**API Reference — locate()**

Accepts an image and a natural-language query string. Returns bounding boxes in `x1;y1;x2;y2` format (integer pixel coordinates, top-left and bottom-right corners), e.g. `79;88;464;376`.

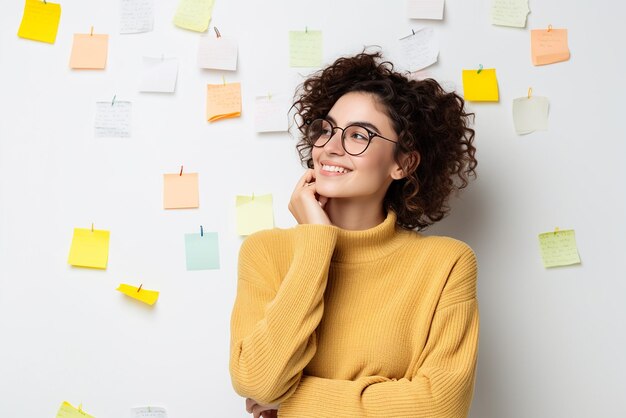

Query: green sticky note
289;30;322;67
185;232;219;270
68;227;110;269
236;194;274;236
538;229;581;268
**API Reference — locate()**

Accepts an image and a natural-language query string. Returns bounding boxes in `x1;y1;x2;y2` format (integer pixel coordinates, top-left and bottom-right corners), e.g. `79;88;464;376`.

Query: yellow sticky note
289;30;323;67
116;284;159;305
56;401;95;418
68;227;110;269
462;68;499;102
163;172;199;209
531;28;570;66
17;0;61;44
69;33;109;69
206;83;241;122
173;0;215;32
538;229;581;268
236;194;274;236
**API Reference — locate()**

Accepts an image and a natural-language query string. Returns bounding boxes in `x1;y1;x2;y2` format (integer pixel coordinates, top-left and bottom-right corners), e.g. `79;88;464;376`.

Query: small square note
69;32;109;69
163;171;199;209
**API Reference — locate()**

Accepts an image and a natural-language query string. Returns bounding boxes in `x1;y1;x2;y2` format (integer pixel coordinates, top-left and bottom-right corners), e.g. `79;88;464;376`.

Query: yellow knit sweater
229;211;479;418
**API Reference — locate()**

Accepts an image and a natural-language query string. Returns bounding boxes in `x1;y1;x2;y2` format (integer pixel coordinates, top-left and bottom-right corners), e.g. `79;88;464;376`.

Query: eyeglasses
305;118;397;156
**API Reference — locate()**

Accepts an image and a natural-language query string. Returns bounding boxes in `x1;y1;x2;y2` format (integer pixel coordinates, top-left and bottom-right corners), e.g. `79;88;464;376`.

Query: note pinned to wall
512;93;549;134
399;27;438;72
236;194;274;236
163;171;199;209
117;284;159;305
289;30;323;67
56;401;95;418
69;33;109;69
406;0;445;20
462;68;499;102
95;100;132;138
185;230;220;270
17;0;62;44
538;229;581;268
255;94;289;133
139;57;179;93
491;0;530;28
531;27;570;66
68;227;110;270
206;82;241;122
120;0;154;34
198;35;238;71
131;406;168;418
173;0;214;32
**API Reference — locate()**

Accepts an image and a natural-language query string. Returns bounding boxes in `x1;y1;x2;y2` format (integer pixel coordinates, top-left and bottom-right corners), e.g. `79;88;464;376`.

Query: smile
321;164;352;174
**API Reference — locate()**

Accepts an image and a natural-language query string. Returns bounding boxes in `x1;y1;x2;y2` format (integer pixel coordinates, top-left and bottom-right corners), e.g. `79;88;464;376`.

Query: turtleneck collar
332;211;413;264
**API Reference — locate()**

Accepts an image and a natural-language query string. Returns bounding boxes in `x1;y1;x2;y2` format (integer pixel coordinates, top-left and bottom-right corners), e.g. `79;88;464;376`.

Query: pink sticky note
163;173;199;209
69;33;109;69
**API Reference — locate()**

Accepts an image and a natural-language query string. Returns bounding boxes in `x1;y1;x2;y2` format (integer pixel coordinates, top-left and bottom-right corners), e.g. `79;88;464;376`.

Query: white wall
1;0;625;417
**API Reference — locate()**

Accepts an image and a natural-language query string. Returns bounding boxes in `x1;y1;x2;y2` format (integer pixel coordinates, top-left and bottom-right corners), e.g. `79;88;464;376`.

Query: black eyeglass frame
306;118;398;156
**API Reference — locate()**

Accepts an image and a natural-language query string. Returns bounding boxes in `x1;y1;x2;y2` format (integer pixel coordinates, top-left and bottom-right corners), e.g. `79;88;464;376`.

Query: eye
348;127;370;141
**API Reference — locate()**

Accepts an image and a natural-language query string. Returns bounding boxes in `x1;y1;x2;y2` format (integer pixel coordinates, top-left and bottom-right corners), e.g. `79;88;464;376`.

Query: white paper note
131;406;168;418
255;94;290;133
512;96;549;134
399;27;439;72
95;101;132;138
120;0;154;34
491;0;530;28
139;56;179;93
197;36;238;71
407;0;445;20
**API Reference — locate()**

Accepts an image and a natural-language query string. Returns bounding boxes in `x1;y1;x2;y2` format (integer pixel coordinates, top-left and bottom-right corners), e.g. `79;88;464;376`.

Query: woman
230;51;479;418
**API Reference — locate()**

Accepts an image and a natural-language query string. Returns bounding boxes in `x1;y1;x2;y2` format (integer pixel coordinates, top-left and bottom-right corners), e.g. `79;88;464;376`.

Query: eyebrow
325;115;383;135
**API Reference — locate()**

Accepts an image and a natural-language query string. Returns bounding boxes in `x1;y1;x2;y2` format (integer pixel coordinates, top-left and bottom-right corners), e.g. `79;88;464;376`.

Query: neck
325;198;386;230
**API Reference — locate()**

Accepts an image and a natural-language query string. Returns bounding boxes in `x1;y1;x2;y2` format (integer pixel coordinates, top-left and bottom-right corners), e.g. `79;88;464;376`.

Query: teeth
322;164;351;173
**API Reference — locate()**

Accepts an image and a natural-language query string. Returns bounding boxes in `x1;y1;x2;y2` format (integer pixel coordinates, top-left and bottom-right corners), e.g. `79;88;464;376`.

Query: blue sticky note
185;232;220;270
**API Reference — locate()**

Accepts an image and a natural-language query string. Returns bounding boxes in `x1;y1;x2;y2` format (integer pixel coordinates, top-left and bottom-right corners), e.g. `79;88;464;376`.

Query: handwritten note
69;34;109;69
185;231;220;270
236;194;274;236
68;227;110;270
163;172;199;209
173;0;214;32
289;30;323;67
531;28;570;66
399;27;438;72
198;36;238;71
131;406;168;418
139;57;178;93
462;68;499;102
206;83;242;122
491;0;530;28
117;284;159;305
538;229;581;268
512;95;549;134
255;94;290;133
17;0;61;44
120;0;154;34
406;0;444;20
95;101;131;138
56;401;95;418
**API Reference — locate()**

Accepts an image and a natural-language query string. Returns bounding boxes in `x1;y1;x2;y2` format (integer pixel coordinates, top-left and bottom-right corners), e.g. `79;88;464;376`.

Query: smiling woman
229;50;479;418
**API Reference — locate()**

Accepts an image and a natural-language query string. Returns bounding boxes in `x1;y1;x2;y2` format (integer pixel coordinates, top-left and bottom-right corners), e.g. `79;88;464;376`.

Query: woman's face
311;91;403;202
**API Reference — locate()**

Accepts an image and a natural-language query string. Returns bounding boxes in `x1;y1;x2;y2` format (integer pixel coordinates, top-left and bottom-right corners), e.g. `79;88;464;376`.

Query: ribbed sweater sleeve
229;225;338;405
278;248;479;418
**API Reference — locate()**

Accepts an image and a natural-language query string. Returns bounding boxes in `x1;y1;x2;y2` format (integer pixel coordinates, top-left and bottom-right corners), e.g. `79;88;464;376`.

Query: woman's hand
246;398;279;418
288;169;331;225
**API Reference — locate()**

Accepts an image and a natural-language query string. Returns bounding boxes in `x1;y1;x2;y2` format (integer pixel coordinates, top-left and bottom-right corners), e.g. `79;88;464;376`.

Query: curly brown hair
291;50;477;230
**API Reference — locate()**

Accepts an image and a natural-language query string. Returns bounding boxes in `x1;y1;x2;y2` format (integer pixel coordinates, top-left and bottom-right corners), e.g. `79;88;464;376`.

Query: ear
390;151;420;180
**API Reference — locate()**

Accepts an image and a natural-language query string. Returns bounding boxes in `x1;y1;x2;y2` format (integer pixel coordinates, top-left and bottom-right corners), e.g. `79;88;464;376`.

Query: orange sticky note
68;227;110;269
163;172;199;209
17;0;61;44
462;68;499;102
206;82;241;122
531;28;570;66
69;33;109;69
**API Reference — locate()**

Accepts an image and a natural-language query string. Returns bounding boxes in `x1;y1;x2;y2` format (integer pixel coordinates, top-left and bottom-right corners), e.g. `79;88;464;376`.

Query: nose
323;128;345;155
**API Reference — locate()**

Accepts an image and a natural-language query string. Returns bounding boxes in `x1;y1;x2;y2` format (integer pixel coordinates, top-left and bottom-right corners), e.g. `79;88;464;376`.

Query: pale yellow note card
236;194;274;236
68;227;110;269
173;0;215;32
538;229;581;268
69;33;109;69
491;0;529;28
163;172;199;209
289;30;323;67
206;83;241;122
531;28;570;66
117;284;159;305
462;68;499;102
56;401;95;418
18;0;62;44
512;95;549;134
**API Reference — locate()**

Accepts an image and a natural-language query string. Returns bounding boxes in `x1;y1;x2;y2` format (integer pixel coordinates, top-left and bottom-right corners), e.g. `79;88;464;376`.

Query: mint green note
185;231;220;270
289;30;322;67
